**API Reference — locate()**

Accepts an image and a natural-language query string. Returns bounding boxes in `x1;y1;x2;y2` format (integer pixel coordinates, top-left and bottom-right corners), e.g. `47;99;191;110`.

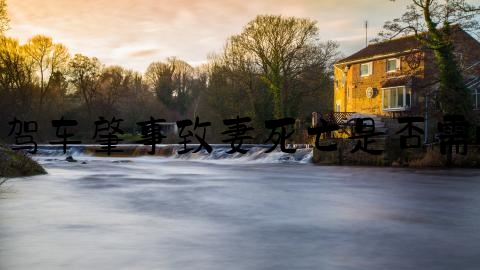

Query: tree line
0;2;338;143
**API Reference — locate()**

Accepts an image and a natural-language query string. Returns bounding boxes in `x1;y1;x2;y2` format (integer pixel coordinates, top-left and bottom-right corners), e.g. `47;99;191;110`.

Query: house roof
337;35;423;64
337;25;480;65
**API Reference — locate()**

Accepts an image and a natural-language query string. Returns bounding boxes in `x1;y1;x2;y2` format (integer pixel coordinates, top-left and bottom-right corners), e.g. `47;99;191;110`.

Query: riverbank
0;144;46;178
312;138;480;168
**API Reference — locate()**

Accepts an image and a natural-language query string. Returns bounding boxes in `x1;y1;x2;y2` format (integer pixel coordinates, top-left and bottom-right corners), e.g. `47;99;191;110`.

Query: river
1;145;480;270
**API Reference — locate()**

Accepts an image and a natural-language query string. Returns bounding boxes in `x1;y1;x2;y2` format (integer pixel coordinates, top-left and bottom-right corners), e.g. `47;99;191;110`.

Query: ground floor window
382;86;411;111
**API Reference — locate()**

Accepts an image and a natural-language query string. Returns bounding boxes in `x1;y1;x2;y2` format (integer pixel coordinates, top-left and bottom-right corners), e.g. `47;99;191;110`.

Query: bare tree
0;36;35;120
145;57;198;117
225;15;339;119
228;15;319;118
379;0;480;114
25;35;70;112
68;54;102;116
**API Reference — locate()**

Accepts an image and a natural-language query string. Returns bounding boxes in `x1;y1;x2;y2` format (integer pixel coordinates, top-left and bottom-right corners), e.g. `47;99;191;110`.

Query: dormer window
386;58;400;73
360;62;372;77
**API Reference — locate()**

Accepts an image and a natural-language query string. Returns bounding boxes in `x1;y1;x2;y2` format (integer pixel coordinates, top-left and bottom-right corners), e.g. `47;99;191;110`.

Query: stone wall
312;136;480;167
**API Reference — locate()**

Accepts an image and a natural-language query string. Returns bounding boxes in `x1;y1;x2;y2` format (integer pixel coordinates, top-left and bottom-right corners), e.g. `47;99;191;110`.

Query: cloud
128;49;161;58
6;0;414;71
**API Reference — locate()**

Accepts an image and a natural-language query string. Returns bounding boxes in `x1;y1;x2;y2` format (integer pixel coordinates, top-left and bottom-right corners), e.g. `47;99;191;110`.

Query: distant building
333;26;480;117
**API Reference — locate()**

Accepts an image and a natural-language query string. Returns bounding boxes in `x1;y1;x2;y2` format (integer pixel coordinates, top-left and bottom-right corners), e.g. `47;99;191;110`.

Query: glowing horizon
7;0;411;72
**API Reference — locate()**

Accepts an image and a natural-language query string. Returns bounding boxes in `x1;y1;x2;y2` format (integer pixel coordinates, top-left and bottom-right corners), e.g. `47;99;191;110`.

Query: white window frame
386;58;400;73
360;62;372;77
335;101;341;112
382;86;411;111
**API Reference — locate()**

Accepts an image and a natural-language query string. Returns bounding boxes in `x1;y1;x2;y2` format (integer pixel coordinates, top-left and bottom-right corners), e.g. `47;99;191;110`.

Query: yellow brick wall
334;52;426;117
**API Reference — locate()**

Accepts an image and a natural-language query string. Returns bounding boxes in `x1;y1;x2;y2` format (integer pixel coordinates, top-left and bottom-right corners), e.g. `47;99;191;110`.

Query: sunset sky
6;0;415;72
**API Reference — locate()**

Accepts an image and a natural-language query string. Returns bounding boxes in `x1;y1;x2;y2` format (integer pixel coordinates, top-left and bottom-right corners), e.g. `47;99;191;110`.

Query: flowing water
1;145;480;270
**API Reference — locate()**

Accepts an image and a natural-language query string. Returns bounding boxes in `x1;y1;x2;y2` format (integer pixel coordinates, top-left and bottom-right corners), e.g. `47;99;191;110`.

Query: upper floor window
360;62;372;77
454;52;464;69
386;58;400;73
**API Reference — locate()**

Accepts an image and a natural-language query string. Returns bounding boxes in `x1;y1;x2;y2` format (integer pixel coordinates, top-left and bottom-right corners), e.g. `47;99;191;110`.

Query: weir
31;144;313;164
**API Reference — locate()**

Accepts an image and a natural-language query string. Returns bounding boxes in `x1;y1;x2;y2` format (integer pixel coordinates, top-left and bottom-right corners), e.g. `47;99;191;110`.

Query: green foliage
433;31;472;114
116;133;143;143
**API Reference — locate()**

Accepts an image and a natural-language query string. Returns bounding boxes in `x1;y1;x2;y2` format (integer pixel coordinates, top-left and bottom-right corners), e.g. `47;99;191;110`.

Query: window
473;87;480;110
360;62;372;77
382;86;411;111
454;52;464;69
386;58;400;73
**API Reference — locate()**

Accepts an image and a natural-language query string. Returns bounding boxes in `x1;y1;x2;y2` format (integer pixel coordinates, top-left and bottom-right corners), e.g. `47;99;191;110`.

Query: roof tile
337;36;423;64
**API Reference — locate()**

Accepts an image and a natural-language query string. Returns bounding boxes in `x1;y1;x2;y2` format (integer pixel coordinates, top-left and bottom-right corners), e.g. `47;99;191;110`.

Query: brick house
333;26;480;118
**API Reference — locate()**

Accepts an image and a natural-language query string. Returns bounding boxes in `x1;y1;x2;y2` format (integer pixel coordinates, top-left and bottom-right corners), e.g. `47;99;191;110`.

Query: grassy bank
0;144;46;179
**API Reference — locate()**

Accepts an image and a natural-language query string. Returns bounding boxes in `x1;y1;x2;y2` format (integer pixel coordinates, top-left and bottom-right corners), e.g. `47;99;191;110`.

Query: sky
7;0;413;72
